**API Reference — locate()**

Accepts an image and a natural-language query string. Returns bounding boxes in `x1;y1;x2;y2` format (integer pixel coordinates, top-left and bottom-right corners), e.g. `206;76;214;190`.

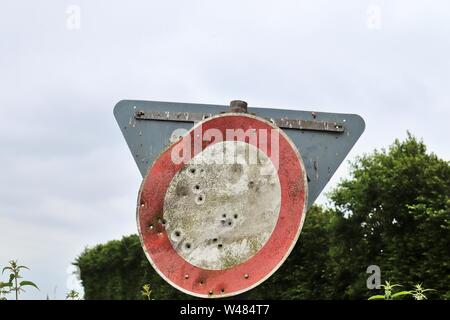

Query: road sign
137;112;308;298
114;99;365;298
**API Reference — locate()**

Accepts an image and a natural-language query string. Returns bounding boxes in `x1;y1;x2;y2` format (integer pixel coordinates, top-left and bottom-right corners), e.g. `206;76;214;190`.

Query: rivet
184;274;189;279
244;274;249;279
208;290;213;295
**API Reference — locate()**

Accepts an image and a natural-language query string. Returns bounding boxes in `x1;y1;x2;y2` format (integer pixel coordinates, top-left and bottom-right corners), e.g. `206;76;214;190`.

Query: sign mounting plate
114;100;365;207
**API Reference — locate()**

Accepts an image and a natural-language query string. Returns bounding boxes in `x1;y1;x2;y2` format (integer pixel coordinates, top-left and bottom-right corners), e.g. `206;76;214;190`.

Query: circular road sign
137;113;308;298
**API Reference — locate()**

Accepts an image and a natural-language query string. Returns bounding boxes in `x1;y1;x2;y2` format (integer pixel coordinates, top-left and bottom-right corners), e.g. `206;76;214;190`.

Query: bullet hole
190;168;196;174
221;288;225;293
233;214;238;219
185;243;191;250
195;193;206;205
212;238;218;242
218;244;223;249
192;184;202;194
175;231;181;237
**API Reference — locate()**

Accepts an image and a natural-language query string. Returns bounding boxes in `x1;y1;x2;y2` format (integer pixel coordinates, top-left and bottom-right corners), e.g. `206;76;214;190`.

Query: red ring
137;114;307;298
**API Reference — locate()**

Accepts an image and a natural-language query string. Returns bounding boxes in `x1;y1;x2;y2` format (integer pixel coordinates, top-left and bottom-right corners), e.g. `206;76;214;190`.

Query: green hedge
75;206;335;300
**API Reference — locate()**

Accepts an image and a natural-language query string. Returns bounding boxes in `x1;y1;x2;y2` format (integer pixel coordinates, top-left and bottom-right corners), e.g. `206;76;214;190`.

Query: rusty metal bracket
134;110;344;133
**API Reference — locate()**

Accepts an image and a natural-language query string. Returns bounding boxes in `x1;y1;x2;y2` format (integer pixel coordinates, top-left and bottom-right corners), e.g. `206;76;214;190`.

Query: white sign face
164;141;281;270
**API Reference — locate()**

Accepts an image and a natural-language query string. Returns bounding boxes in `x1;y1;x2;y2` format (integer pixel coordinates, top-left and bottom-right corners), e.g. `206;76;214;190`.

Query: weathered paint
137;113;308;298
164;141;281;270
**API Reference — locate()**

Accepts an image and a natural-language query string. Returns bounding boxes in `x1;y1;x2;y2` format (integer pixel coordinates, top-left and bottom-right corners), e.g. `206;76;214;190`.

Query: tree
329;133;449;299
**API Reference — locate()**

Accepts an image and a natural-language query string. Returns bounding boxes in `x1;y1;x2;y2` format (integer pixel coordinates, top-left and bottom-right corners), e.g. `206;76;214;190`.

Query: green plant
2;260;39;300
0;280;11;300
368;281;436;300
141;283;152;300
411;283;434;300
66;290;81;300
368;281;412;300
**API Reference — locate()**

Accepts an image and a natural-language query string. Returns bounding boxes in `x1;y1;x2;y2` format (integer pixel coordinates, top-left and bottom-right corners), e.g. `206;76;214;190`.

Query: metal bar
134;110;344;133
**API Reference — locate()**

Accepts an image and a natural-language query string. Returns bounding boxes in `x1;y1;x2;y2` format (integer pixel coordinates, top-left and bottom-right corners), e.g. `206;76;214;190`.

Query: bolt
229;100;248;113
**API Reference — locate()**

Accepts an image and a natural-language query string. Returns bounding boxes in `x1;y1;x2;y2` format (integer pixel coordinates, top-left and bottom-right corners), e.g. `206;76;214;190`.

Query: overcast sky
0;0;449;299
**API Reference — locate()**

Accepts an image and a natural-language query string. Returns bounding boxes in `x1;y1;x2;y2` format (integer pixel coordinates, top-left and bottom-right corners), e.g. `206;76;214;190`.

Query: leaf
19;281;39;290
368;295;385;300
2;267;13;274
9;274;15;283
392;291;412;299
0;282;11;289
17;266;30;271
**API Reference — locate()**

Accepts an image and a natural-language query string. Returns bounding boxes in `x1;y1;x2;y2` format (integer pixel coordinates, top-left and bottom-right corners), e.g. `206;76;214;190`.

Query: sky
0;0;449;299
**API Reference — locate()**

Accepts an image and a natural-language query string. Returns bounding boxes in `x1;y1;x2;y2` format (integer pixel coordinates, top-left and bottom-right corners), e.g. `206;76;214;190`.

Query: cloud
0;0;449;299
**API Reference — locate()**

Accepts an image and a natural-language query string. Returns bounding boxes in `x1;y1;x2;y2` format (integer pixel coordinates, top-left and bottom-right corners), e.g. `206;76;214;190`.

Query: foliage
368;281;435;300
1;260;39;300
75;134;449;299
66;290;81;300
368;281;411;300
411;283;435;300
329;132;449;299
141;284;152;300
0;280;10;300
75;235;187;300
